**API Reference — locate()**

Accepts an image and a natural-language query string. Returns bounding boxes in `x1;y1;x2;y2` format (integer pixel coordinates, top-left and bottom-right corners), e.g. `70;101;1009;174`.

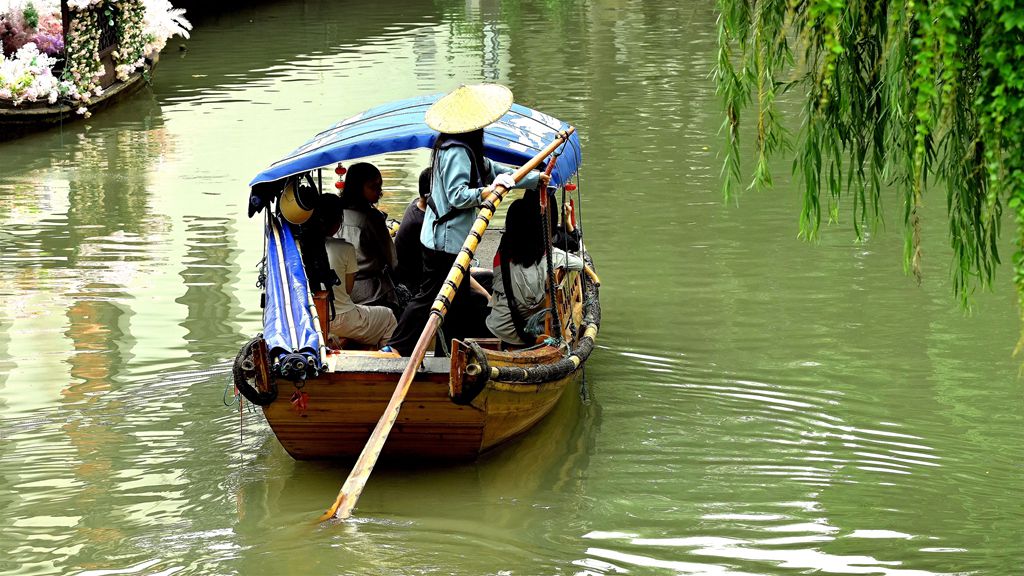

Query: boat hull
0;63;154;142
249;255;596;462
260;352;578;461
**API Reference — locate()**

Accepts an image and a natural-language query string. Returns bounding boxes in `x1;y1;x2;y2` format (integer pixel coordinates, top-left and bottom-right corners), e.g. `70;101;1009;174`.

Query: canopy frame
248;94;583;195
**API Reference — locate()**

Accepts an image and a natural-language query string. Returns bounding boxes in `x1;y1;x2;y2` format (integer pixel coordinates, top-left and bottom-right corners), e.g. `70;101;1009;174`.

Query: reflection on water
0;0;1021;574
176;216;244;365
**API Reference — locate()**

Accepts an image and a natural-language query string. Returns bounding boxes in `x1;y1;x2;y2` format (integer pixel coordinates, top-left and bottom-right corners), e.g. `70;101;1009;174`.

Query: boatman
385;83;550;356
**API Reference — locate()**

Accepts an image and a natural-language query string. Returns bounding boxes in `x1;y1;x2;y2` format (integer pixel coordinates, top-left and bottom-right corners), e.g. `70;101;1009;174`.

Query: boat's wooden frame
259;266;591;462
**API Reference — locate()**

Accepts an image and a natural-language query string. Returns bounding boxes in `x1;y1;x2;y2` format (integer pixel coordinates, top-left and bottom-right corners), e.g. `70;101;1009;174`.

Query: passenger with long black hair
337;162;399;313
394;167;431;293
387;84;548;355
523;187;581;252
487;199;584;346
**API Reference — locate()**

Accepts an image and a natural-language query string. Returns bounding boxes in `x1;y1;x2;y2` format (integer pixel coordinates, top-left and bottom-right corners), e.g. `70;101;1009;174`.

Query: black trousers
388;247;489;356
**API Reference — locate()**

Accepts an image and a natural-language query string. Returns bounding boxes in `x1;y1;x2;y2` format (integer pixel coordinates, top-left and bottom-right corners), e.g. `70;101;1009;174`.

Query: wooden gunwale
260;346;580;461
258;240;590;462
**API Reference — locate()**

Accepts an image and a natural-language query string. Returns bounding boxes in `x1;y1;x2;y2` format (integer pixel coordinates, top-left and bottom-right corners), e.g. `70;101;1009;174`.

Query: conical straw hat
425;83;513;134
280;179;318;225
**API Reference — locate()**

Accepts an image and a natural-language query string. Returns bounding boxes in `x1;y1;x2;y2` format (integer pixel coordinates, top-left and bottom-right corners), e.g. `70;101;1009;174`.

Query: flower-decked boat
234;93;601;466
0;0;190;139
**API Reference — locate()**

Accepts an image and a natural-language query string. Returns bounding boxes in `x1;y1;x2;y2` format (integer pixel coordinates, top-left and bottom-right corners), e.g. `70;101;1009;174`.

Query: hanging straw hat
280;179;318;225
425;83;513;134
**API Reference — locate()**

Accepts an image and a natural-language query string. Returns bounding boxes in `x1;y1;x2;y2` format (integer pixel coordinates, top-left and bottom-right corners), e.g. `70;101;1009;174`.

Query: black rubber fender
232;337;278;406
451;341;489;406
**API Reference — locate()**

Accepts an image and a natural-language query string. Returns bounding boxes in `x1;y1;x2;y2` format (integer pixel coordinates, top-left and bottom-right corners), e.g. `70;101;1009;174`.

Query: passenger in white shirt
317;193;397;348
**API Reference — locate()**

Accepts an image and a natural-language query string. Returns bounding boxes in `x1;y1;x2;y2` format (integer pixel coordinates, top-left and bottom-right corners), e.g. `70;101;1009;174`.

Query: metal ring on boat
452;341;490;405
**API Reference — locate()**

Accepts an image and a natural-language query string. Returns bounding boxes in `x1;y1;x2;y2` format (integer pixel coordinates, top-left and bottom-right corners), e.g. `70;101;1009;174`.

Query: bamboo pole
318;127;576;523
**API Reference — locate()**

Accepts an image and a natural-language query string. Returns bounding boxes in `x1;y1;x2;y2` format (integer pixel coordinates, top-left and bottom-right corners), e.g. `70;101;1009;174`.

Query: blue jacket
421;144;540;254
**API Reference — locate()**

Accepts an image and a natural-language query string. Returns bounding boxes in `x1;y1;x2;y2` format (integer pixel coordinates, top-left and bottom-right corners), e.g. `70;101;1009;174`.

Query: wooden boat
0;61;155;141
234;93;599;462
0;0;158;142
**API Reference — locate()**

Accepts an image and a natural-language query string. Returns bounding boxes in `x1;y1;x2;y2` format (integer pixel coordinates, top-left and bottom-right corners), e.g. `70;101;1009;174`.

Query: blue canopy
263;214;321;377
249;93;582;189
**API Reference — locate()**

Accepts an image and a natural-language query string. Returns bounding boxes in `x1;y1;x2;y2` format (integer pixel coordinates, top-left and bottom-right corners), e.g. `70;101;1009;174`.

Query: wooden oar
318;127;576;523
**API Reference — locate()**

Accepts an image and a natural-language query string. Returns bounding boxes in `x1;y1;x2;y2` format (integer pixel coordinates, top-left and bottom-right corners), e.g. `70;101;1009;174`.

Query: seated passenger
337;162;400;312
318;194;397;348
487;199;584;346
394;167;431;294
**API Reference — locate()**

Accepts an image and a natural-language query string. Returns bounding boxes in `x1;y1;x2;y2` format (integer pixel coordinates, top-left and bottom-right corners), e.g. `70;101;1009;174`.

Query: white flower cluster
65;0;104;10
0;0;191;109
1;0;59;17
0;43;71;105
63;8;103;112
142;0;191;56
114;56;144;81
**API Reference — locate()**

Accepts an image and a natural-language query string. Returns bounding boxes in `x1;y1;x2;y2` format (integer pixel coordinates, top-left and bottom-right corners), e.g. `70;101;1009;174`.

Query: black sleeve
553;227;581;252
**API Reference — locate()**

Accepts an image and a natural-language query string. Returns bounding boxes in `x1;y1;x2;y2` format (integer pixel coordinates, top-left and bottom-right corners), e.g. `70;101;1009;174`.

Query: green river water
1;1;1021;574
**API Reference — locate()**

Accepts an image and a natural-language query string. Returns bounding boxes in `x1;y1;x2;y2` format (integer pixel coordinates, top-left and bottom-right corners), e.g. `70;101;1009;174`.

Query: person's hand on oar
492;173;516;192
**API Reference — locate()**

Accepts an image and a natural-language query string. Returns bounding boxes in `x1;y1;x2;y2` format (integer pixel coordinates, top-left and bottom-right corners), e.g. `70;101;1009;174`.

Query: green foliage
716;0;1024;326
22;2;38;29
